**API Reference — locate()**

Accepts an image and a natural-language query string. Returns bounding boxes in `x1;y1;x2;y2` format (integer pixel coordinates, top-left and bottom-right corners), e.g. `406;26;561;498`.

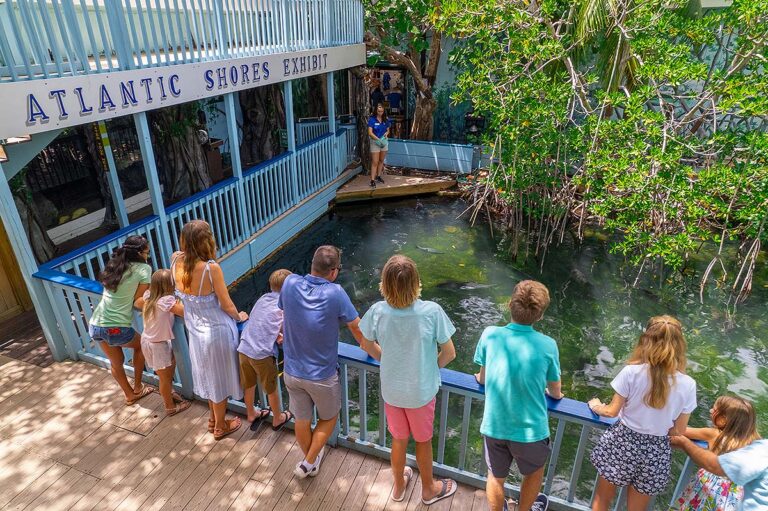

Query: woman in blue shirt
367;103;391;188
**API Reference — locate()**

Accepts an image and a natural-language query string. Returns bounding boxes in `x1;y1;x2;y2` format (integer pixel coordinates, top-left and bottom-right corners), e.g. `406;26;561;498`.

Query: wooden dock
0;357;486;510
335;174;456;203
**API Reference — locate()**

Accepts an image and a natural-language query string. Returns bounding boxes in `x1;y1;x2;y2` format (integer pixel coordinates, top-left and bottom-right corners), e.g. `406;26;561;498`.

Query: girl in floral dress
672;396;760;511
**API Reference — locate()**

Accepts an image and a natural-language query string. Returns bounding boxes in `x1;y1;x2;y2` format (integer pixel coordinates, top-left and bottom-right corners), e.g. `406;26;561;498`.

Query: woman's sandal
392;466;414;502
171;391;185;403
421;478;457;505
125;385;154;406
250;408;272;431
165;399;192;417
208;419;215;433
271;410;294;432
213;417;242;440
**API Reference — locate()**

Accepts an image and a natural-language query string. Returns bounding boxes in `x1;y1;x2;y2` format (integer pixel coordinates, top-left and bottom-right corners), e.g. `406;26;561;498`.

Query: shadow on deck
0;311;52;368
0;358;485;510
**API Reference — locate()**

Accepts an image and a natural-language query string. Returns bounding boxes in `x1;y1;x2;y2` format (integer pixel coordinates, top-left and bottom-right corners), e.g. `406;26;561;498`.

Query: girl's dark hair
99;235;149;292
373;102;388;123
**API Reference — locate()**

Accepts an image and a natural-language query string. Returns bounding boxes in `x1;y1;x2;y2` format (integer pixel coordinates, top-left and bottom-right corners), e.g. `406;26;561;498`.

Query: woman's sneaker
529;493;549;511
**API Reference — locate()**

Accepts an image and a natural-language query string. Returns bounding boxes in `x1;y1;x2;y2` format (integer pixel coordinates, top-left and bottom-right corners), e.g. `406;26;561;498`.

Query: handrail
165;176;239;214
243;151;292;177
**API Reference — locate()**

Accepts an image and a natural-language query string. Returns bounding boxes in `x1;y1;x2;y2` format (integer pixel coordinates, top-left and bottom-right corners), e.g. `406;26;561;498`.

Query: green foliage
441;0;768;291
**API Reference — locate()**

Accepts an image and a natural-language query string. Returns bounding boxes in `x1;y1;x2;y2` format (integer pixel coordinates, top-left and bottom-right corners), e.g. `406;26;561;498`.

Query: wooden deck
335;174;456;204
0;311;52;368
0;357;486;511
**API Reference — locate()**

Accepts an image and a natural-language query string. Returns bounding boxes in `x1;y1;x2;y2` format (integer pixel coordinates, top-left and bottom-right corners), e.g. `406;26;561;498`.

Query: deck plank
335;174;456;203
340;455;385;511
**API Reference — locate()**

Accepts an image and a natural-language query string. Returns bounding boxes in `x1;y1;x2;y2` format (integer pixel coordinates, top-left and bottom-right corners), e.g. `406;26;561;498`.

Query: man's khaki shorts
284;372;341;421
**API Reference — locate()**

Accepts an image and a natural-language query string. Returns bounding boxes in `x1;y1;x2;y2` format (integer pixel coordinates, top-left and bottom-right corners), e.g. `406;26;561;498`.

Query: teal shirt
719;440;768;511
360;299;456;408
474;323;561;442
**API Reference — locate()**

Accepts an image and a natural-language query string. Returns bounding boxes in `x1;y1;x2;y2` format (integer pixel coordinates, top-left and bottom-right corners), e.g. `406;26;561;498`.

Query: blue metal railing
0;0;364;81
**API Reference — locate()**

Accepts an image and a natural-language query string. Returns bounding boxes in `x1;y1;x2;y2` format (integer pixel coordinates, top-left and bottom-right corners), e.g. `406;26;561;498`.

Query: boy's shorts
484;436;551;477
284;372;340;421
239;354;278;394
89;325;136;346
384;397;436;443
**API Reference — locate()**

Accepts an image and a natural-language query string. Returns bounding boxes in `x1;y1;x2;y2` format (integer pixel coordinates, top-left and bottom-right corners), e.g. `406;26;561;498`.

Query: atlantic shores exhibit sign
0;43;365;139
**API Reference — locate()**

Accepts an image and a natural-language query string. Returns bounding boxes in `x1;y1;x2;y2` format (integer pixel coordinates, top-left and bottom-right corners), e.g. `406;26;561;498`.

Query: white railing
0;0;364;81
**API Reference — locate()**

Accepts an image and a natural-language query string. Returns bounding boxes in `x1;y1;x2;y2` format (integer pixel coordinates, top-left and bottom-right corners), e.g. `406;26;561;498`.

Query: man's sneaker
376;175;385;184
293;459;314;479
530;493;549;511
308;447;325;477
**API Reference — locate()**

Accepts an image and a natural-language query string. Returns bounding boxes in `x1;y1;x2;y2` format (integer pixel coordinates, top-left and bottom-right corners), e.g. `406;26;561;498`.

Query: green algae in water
230;196;768;507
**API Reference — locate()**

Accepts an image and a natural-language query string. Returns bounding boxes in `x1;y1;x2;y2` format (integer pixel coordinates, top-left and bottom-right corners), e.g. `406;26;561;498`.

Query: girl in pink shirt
137;269;191;416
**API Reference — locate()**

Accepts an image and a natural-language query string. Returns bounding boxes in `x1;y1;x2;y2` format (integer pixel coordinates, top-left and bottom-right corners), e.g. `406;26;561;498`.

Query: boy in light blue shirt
359;255;458;506
474;280;563;511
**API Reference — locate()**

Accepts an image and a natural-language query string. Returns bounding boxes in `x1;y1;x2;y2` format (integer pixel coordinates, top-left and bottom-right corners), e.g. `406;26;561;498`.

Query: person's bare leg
267;391;286;427
305;416;337;463
486;473;506;511
415;439;450;500
378;151;387;179
626;485;652;511
156;366;176;410
370;152;381;181
591;477;617;511
98;341;134;401
294;419;313;456
243;385;258;422
391;438;409;499
124;334;145;391
212;398;228;430
519;466;545;511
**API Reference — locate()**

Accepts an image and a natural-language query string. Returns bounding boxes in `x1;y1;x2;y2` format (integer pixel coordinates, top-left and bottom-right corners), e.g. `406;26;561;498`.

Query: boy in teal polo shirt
474;280;563;511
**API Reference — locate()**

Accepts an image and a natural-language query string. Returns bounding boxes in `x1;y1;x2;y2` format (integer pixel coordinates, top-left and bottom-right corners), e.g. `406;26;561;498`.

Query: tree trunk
13;193;56;263
239;85;284;167
411;94;437;140
80;123;118;229
307;75;328;118
150;105;211;202
350;66;372;171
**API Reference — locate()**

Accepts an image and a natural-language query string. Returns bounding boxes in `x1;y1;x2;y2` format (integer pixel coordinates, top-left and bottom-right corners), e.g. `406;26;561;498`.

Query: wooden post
223;92;250;236
0;163;69;361
133;112;173;267
96;121;129;228
284;80;300;201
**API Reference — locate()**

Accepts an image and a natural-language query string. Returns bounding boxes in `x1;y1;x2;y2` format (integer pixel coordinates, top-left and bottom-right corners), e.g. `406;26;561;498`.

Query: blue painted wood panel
385;139;474;174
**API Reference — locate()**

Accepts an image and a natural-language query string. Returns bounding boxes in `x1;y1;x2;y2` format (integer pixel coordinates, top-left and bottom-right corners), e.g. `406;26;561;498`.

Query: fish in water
417;245;444;254
435;281;495;291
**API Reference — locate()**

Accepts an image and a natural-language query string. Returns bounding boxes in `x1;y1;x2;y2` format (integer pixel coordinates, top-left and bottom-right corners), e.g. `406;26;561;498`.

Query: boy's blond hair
269;269;292;292
379;255;421;309
508;280;550;325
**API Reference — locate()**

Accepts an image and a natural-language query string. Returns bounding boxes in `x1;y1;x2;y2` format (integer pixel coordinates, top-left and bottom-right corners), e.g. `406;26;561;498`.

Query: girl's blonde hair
629;315;687;409
143;269;176;322
379;255;421;309
710;396;761;455
179;220;216;290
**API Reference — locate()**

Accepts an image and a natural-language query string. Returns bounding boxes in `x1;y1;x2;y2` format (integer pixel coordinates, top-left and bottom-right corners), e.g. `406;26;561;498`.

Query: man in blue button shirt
672;436;768;511
279;245;377;479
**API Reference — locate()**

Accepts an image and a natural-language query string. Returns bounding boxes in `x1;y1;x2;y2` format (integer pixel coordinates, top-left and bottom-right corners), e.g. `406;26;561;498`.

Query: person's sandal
271;410;294;432
392;466;413;502
421;478;457;505
250;407;272;431
213;417;242;440
125;385;154;406
208;419;215;433
165;399;191;417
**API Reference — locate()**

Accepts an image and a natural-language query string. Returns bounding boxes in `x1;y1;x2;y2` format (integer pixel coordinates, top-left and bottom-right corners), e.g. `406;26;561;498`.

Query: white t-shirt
611;363;697;436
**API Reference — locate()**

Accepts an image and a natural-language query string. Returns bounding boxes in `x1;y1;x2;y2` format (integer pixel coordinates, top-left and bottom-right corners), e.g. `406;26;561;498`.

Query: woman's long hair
142;269;175;323
710;396;761;455
373;102;388;123
628;315;687;409
179;220;216;290
99;236;149;292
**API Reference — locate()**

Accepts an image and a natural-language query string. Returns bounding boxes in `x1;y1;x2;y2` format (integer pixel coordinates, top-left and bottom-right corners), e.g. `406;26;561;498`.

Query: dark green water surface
230;196;767;500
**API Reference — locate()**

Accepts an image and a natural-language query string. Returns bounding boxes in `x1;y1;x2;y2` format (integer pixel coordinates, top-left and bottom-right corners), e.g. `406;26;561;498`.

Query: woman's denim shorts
89;325;136;346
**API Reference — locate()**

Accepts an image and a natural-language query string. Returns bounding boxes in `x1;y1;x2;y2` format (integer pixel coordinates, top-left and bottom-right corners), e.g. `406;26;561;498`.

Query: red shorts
384;397;436;443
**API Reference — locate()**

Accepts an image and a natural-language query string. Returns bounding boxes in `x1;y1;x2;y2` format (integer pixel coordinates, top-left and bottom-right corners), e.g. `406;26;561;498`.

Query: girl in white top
135;269;191;416
588;315;697;511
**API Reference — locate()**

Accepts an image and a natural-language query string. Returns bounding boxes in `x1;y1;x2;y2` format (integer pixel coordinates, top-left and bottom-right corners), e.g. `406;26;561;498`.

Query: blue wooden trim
295;132;334;152
41;215;160;270
243;152;293;177
165;176;239;214
33;268;104;294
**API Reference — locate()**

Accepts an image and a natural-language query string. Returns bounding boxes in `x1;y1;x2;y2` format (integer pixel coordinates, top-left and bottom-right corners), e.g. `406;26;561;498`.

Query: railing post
103;1;134;70
284;80;300;201
0;162;68;361
133;112;173;267
95;121;129;228
223;92;250;238
171;317;194;398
